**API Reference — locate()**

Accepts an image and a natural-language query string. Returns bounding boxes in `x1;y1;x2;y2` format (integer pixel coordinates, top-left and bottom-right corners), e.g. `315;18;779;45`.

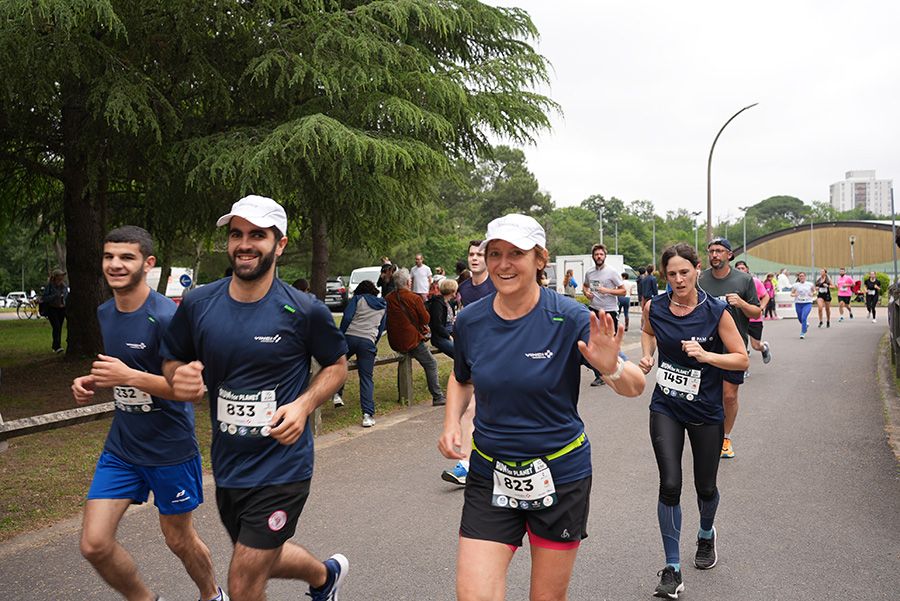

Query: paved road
1;316;897;600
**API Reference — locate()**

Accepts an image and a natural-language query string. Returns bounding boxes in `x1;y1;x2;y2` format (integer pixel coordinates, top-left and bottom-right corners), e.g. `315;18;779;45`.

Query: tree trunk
156;264;172;295
61;94;106;357
309;206;329;300
191;240;203;290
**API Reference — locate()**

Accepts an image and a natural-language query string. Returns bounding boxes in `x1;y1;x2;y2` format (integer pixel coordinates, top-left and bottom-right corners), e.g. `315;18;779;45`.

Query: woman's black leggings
650;411;723;506
866;294;878;318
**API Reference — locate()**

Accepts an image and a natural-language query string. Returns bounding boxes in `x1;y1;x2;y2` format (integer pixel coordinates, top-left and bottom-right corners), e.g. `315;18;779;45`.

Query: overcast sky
488;0;899;222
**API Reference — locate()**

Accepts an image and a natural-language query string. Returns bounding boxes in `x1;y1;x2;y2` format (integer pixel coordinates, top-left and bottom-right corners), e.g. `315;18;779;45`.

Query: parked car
347;266;383;300
324;277;348;310
3;291;29;307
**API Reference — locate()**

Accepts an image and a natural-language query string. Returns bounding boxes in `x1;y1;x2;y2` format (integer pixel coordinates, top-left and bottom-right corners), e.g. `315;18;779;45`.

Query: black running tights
650;411;723;507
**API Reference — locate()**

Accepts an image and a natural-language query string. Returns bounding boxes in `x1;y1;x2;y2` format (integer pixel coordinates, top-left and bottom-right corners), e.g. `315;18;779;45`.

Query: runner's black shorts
838;295;851;305
817;292;831;302
460;470;591;549
747;321;763;341
723;369;745;385
216;480;310;549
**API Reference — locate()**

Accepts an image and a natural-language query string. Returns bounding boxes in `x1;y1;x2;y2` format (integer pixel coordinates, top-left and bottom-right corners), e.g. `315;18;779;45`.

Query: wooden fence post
397;354;413;406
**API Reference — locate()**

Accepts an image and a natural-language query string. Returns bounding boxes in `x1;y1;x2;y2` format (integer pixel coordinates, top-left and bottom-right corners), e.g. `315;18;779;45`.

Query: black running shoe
694;527;717;569
654;565;684;599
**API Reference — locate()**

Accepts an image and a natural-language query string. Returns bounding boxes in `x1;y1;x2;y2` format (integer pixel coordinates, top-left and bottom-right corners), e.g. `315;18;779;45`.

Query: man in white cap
161;195;351;601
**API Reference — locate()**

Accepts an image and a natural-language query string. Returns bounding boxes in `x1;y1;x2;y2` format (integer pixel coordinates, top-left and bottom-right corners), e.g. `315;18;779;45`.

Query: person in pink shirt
735;262;771;364
835;267;855;321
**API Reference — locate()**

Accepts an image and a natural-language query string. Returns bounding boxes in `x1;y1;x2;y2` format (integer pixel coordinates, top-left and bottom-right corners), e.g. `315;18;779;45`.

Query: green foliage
544;206;597;256
874;272;890;296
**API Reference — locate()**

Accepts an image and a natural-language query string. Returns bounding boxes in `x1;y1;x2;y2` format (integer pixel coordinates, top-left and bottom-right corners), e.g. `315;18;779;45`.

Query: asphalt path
1;315;898;600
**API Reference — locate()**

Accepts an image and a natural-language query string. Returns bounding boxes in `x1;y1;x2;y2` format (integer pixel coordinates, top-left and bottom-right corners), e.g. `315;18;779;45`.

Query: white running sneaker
361;413;375;427
332;394;344;408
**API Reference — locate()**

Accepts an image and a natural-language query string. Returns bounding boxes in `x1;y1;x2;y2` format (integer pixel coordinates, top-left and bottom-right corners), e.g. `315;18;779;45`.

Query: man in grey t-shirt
583;243;626;386
698;237;759;459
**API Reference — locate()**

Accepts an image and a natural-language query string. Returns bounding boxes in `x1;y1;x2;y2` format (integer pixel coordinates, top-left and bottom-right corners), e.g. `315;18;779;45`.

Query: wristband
603;357;625;381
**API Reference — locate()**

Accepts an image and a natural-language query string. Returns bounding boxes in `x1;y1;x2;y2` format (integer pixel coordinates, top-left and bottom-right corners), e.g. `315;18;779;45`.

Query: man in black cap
698;238;759;459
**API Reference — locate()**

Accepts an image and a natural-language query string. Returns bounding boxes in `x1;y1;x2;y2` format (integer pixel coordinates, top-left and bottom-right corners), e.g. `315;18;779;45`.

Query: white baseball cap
480;214;546;251
216;195;288;235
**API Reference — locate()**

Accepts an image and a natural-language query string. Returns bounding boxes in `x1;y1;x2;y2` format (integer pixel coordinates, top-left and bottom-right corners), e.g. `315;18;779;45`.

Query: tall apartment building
829;170;893;216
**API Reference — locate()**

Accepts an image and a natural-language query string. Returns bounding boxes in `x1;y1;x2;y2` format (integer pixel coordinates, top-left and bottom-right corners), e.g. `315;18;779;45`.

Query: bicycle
16;298;40;320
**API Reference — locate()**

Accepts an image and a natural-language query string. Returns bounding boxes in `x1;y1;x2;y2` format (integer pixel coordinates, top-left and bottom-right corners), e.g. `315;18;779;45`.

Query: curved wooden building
733;221;896;277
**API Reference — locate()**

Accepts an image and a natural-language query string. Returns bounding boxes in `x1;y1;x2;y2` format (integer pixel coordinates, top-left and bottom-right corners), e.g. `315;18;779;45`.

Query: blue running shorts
87;450;204;515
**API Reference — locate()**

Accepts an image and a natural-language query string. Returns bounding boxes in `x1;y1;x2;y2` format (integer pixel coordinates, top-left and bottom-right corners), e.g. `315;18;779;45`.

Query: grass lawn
0;317;451;541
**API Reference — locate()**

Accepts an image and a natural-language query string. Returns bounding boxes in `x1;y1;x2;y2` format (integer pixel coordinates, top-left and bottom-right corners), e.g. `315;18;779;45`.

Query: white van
347;266;383;299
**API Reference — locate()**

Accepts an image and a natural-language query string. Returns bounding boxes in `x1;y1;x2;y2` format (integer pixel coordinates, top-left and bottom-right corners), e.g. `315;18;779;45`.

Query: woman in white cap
438;213;645;600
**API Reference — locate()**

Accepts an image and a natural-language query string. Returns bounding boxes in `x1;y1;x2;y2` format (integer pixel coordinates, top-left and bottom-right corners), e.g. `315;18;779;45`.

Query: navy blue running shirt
160;278;348;488
458;275;496;307
453;287;593;484
648;291;728;424
99;290;198;466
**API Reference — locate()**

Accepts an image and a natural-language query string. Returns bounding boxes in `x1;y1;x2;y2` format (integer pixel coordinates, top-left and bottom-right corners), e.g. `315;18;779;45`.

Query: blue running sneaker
441;461;468;486
307;554;348;601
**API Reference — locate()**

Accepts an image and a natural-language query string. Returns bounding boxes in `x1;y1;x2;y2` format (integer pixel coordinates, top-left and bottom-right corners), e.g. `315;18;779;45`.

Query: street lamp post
651;218;656;269
738;205;750;262
691;210;702;250
707;103;759;243
614;221;618;254
892;187;898;283
598;204;605;246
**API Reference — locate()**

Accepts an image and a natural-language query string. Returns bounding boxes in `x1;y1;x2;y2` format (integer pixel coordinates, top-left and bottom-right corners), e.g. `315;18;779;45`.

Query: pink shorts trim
526;524;581;551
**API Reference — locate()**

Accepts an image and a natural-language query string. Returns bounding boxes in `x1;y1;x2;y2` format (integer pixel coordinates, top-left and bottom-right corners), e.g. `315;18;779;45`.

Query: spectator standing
292;278;310;293
336;280;387;427
763;273;778;320
564;269;578;297
377;262;397;298
427;279;458;358
618;272;633;332
640;265;659;310
636;266;647;306
433;266;446;284
386;268;445;405
583;243;626;387
777;268;791;291
42;268;69;353
410;253;433;300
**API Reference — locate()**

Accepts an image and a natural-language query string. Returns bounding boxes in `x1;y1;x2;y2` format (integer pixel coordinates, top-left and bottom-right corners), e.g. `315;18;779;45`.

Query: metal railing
0;350;438;446
889;283;900;378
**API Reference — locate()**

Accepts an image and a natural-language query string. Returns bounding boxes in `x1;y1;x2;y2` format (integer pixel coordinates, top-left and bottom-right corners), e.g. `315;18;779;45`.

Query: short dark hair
638;267;646;275
292;278;309;292
660;243;700;273
469;239;483;249
105;226;154;259
591;243;607;254
734;260;748;269
354;280;379;296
